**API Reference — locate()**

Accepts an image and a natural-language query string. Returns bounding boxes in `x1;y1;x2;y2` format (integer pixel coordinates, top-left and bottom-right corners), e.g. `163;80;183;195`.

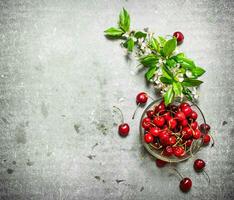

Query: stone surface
0;0;233;199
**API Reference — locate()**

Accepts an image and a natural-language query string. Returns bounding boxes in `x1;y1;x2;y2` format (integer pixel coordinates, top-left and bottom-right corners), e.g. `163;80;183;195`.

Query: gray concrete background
0;0;233;199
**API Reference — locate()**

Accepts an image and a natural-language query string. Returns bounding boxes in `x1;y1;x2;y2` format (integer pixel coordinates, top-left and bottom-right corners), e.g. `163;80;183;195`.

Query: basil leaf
158;36;166;47
134;31;147;39
119;8;130;32
160;77;173;84
139;54;158;67
162;65;173;79
164;86;174;105
150;37;160;52
104;27;124;38
166;59;177;68
163;38;177;57
145;66;157;81
182;78;203;87
173;82;182;96
123;37;134;52
192;66;206;77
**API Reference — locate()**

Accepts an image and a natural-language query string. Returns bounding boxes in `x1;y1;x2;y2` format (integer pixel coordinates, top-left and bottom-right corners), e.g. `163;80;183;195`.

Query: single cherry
194;159;205;171
185;139;193;147
180;178;192;192
146;110;154;118
193;129;201;139
164;112;172;121
180;102;190;109
156;159;167;168
173;146;185;157
181;106;192;117
173;31;184;44
153;116;165;127
175;111;186;121
168;118;177;129
202;134;211;145
155;101;166;115
144;133;154;143
191;121;198;130
132;92;150;119
172;168;192;193
159;131;170;145
113;106;130;137
199;123;211;134
163;146;173;156
181;119;188;127
142;117;151;130
149;127;161;137
168;136;177;146
190;111;198;120
182;127;193;139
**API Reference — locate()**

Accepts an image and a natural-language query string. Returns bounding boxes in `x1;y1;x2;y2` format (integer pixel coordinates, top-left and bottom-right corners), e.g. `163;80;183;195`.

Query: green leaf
104;27;124;38
139;54;158;67
123;37;134;52
181;62;195;70
166;59;177;68
164;86;174;105
182;78;203;87
158;36;166;47
171;53;185;62
160;77;173;84
145;66;157;81
119;8;130;32
180;57;195;67
134;31;147;39
192;66;206;77
182;88;193;101
149;37;160;52
162;65;173;80
173;82;182;96
163;38;177;57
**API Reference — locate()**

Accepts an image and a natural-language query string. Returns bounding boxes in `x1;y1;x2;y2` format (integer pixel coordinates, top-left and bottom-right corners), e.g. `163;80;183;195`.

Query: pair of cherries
115;92;149;137
156;158;207;193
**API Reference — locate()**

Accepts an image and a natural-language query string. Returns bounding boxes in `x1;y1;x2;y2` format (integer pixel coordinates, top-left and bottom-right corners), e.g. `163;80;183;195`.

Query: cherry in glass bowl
140;98;205;163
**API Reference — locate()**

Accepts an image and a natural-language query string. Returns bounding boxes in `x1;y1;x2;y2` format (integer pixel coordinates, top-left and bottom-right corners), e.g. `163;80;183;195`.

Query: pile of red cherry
114;91;214;193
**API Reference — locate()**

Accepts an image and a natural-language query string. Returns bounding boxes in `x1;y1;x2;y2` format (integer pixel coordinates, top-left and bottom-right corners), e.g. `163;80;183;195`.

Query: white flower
176;73;184;82
186;70;193;78
157;68;162;76
123;32;130;38
191;87;199;99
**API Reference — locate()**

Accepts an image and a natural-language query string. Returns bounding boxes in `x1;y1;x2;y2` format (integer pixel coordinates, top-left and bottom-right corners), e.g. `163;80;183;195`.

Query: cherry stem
210;134;215;147
170;167;184;180
202;170;210;184
132;103;140;119
149;143;162;150
113;106;124;124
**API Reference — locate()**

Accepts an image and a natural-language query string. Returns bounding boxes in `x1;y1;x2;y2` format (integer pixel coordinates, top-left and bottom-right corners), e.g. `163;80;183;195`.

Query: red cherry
142;117;151;130
156;101;166;114
173;146;185;157
163;146;173;156
175;111;186;121
144;133;154;143
180;102;190;109
159;131;170;145
191;121;198;130
181;119;188;127
203;134;211;145
156;159;167;168
168;136;177;146
185;139;193;147
153;116;165;127
190;111;198;120
180;178;192;192
181;106;192;117
193;129;201;139
182;127;193;139
146;110;154;118
199;123;211;134
164;112;172;121
168;118;177;129
136;92;148;104
118;123;130;137
149;127;161;137
173;31;184;43
194;159;206;171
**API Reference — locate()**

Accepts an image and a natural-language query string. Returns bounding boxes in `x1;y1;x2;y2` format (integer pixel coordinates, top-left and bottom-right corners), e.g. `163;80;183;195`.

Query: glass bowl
140;98;205;163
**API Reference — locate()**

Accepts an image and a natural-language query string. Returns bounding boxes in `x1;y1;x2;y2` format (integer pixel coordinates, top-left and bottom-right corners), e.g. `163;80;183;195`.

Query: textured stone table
0;0;233;199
